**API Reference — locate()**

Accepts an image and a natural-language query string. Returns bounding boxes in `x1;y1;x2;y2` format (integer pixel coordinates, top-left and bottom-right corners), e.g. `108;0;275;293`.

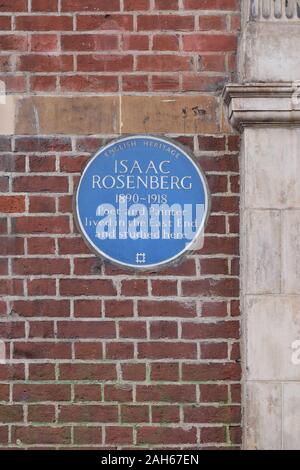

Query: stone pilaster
224;0;300;450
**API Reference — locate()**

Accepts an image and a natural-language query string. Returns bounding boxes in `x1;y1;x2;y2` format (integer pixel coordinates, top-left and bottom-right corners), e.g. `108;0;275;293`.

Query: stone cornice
223;83;300;131
245;0;300;22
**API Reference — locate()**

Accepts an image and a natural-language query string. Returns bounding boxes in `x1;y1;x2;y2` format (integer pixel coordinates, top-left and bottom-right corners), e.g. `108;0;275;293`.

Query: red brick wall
0;0;241;449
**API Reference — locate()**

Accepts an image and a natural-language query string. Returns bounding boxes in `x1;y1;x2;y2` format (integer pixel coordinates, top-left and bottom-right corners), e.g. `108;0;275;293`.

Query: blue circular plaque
75;135;210;269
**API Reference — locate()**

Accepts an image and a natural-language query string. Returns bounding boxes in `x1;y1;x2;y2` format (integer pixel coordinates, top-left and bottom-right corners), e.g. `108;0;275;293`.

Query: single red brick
28;321;54;339
184;405;241;424
0;258;8;275
137;54;191;71
30;75;56;92
0;279;24;296
16;15;73;30
12;426;71;445
0;16;11;30
0;384;9;401
74;300;102;318
183;320;238;341
138;300;196;317
153;34;179;51
0;75;26;92
13;258;70;275
27;237;56;254
31;34;58;51
32;0;58;11
15;137;71;152
105;300;134;318
230;342;240;361
29;364;55;381
183;34;237;52
0;196;25;213
57;320;116;339
121;364;146;381
0;405;23;423
0;154;24;171
0;34;28;51
121;405;149;423
151;280;177;297
106;426;133;445
62;0;120;11
201;342;228;360
122;74;148;91
74;342;103;360
137;385;196;403
231;384;241;403
0;426;8;444
201;54;226;72
59;363;117;381
201;426;226;443
74;384;102;402
121;279;148;296
0;321;25;338
58;404;118;423
182;363;241;381
104;385;133;402
151;363;179;381
12;299;70;318
230;299;240;317
27;279;56;296
13;342;71;360
150;321;178;339
152;75;179;91
0;237;24;255
182;73;227;92
73;426;102;445
123;34;149;50
106;342;134;359
18;54;73;72
77;55;133;72
137;15;194;31
201;258;229;275
155;0;178;9
229;425;242;444
119;321;147;338
201;301;227;318
60;279;116;296
14;384;70;402
60;75;119;92
13;175;68;192
152;405;180;423
182;278;239;298
138;342;196;359
124;0;149;10
29;196;56;213
77;14;134;31
199;15;226;31
137;426;196;445
184;0;238;10
0;364;25;381
59;238;91;255
61;34;118;51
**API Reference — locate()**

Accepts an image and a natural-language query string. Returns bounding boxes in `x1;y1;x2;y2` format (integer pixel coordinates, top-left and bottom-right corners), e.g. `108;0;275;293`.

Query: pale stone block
244;127;300;209
240;23;300;82
121;95;218;134
283;383;300;450
282;210;300;294
246;295;300;380
15;96;120;135
244;209;281;294
245;382;282;450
